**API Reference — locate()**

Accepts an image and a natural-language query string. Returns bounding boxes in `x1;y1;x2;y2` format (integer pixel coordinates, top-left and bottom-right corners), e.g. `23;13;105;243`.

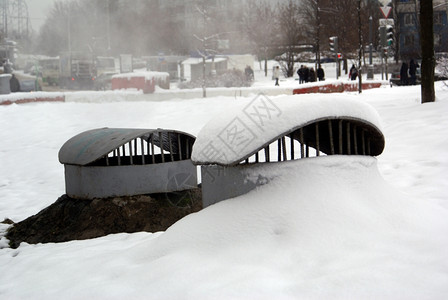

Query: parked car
94;72;116;90
390;72;410;86
390;66;446;87
19;79;42;92
390;64;421;87
319;57;336;63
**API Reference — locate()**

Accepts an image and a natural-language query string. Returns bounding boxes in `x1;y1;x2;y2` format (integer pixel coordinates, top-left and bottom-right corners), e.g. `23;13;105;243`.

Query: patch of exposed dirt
6;189;202;249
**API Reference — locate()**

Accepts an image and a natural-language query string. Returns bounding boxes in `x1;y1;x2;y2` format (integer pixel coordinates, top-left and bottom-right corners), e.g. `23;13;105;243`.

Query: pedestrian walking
400;62;409;85
245;65;254;81
297;65;305;84
409;59;418;85
10;73;20;92
309;68;317;82
303;66;309;83
274;66;280;86
317;65;325;81
349;65;358;81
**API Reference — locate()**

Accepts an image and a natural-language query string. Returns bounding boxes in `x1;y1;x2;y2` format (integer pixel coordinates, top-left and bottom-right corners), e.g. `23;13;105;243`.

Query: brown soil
6;189;202;249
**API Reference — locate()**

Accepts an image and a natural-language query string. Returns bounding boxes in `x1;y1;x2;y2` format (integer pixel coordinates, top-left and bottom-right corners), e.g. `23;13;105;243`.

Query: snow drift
1;156;447;299
1;78;447;299
128;156;448;299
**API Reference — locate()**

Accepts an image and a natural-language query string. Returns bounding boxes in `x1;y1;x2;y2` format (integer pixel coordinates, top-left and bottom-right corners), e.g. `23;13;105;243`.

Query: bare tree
301;0;372;62
420;0;435;103
36;0;121;56
357;0;363;93
242;0;278;77
437;56;448;86
300;0;322;68
192;0;222;98
391;0;401;63
35;1;71;56
35;0;174;57
277;0;304;77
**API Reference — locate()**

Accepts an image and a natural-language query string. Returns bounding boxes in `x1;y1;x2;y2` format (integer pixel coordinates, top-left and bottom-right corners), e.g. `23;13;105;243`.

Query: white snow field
0;75;447;299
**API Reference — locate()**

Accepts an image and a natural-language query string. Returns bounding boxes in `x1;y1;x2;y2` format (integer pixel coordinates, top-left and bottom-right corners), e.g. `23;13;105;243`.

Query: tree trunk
420;0;435;103
265;58;268;77
358;0;363;93
315;0;320;70
392;0;400;63
202;56;206;98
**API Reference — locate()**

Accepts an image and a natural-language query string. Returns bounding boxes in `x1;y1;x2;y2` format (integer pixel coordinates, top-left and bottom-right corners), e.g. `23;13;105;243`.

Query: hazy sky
25;0;294;32
27;0;57;32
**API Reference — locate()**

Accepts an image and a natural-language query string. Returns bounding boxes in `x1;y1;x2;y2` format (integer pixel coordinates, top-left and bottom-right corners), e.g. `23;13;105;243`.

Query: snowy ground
0;66;447;299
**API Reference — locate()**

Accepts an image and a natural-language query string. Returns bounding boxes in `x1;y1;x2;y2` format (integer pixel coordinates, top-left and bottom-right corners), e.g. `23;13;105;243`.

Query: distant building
396;0;448;59
181;57;228;82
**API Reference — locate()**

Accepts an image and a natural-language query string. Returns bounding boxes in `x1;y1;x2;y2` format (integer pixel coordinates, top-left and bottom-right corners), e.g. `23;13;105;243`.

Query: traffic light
329;36;338;53
337;53;342;60
386;25;394;47
379;26;387;47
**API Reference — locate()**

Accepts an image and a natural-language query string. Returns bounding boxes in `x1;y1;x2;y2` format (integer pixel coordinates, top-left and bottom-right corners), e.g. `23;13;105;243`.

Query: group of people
297;65;325;84
273;65;327;86
400;59;419;85
270;63;363;86
273;65;325;86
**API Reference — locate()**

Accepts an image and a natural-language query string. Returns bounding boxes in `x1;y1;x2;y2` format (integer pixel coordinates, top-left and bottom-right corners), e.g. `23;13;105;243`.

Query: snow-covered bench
192;94;385;207
59;128;196;199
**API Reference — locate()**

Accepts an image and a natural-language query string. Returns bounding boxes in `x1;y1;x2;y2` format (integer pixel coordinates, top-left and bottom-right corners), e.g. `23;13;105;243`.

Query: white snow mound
125;156;448;298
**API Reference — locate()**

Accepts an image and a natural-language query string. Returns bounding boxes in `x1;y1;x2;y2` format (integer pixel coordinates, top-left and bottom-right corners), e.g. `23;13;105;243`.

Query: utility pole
315;0;321;69
420;0;435;103
367;16;374;79
358;0;363;93
67;4;71;52
107;0;111;52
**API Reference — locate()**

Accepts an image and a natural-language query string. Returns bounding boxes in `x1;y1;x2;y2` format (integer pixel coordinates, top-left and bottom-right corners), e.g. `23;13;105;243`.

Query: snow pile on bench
192;94;383;166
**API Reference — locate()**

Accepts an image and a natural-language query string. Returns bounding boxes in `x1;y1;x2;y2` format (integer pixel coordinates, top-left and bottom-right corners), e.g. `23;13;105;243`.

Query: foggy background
23;0;381;60
27;0;57;31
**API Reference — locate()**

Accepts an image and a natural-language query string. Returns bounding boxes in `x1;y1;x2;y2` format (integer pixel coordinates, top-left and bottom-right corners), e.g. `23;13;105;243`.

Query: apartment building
396;0;448;59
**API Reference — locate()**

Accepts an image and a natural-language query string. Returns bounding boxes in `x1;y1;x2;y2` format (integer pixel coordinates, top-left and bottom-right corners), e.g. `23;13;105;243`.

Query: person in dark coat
10;74;20;92
317;65;325;81
303;66;310;83
400;62;409;85
297;65;305;84
245;65;254;81
309;68;317;82
409;59;418;85
349;65;358;81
